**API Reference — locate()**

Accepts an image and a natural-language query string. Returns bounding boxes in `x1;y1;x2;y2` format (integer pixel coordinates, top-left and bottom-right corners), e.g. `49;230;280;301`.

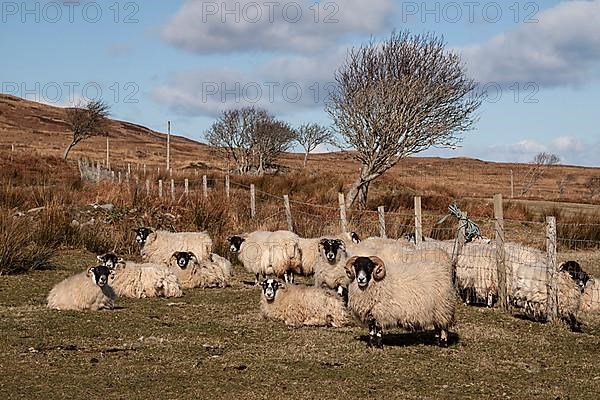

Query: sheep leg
367;318;377;348
565;314;582;332
436;328;449;347
374;323;383;349
255;273;260;285
487;292;494;308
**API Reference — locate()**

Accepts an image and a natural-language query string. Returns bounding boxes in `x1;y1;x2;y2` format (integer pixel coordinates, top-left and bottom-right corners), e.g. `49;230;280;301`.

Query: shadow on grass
355;331;460;347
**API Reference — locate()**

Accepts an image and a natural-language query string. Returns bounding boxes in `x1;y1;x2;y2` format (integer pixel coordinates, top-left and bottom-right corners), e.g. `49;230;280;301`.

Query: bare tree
585;176;600;199
253;119;296;175
63;100;110;160
205;107;264;174
205;106;294;175
326;31;482;209
293;123;336;168
520;152;560;196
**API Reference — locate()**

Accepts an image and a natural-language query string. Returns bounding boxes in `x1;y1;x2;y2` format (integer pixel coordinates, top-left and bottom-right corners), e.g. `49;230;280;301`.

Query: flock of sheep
47;226;600;348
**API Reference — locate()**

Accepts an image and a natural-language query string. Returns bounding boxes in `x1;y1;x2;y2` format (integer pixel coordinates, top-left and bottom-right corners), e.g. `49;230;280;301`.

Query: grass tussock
0;211;55;274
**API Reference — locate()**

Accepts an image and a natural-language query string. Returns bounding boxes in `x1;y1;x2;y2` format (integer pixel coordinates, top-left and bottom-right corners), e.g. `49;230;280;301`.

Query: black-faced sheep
47;265;116;311
134;227;213;264
344;249;456;348
169;251;230;289
260;279;351;328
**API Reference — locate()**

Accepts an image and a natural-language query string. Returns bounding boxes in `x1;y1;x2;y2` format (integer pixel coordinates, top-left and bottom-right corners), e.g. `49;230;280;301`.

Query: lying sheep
345;249;456;348
106;257;182;299
228;230;302;284
260;279;351;328
47;265;116;311
209;253;234;278
134;227;213;264
169;251;230;289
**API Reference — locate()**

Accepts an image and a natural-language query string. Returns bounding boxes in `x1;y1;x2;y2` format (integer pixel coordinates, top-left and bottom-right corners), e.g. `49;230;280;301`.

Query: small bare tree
205;106;294;175
293;123;336;168
520;152;560;196
63;100;110;160
585;176;600;199
253;119;295;175
327;31;482;209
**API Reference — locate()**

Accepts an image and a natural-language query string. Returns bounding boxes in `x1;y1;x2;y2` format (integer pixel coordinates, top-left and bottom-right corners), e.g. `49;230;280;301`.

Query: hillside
1;94;599;204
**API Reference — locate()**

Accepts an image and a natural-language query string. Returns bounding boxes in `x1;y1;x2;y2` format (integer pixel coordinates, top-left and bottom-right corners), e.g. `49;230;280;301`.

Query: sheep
260;279;351;328
169;251;230;289
559;261;589;291
209;253;234;278
107;258;183;299
297;231;360;278
134;227;213;264
581;278;600;314
344;249;456;348
228;230;302;284
47;265;116;311
511;269;584;331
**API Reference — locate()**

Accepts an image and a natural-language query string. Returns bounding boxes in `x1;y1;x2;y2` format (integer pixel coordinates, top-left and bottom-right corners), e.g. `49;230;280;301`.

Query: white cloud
160;0;392;54
461;0;600;87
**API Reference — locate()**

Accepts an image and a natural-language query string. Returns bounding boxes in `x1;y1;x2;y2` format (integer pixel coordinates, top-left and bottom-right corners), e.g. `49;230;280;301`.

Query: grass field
2;250;600;400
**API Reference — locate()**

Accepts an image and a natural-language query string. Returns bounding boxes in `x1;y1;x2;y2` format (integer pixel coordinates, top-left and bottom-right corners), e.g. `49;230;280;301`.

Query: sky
1;0;599;166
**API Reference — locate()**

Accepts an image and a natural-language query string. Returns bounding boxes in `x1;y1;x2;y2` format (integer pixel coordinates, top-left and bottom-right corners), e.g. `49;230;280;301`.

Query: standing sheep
107;258;183;299
344;249;456;348
134;227;213;264
313;238;352;295
169;251;230;289
228;230;302;284
297;232;359;278
47;265;116;311
260;279;351;328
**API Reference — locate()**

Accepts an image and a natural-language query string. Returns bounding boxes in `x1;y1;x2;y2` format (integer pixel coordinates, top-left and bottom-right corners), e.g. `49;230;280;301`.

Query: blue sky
2;0;599;166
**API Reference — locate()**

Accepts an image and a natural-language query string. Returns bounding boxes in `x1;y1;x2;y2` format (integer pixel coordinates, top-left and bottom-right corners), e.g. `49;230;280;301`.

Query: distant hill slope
0;94;598;204
0;94;221;169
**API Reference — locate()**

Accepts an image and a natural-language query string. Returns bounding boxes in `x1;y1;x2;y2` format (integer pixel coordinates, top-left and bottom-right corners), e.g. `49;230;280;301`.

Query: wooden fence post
510;170;514;199
145;179;150;196
414;196;422;245
184;179;189;197
546;216;558;322
158;179;163;198
170;179;175;202
111;171;115;181
378;206;386;238
143;164;146;176
494;194;508;310
118;171;121;184
283;195;293;232
452;211;467;285
225;175;230;199
128;163;131;176
338;193;348;233
202;175;208;199
96;162;101;184
250;184;256;218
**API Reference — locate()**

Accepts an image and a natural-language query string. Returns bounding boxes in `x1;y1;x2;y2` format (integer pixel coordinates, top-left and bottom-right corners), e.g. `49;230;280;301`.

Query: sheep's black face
353;257;375;289
320;239;345;263
174;252;192;269
261;279;279;302
350;232;360;244
97;253;119;270
134;227;152;245
90;265;111;287
228;236;245;253
403;232;416;244
561;261;589;291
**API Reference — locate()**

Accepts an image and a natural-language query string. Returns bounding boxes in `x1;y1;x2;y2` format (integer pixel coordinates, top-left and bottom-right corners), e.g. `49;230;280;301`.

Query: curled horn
370;256;386;281
335;239;346;252
344;256;359;281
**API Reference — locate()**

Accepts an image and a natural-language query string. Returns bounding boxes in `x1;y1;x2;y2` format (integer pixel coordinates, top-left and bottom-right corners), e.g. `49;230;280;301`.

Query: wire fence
78;158;600;320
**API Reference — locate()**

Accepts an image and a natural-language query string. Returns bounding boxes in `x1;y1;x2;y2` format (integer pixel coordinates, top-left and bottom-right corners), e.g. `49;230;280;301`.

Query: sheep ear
345;257;358;280
370;256;386;281
318;239;328;250
336;239;346;251
87;267;94;277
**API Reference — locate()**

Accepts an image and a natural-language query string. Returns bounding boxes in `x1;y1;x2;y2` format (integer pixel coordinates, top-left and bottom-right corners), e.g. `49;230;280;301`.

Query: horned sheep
344;249;456;348
260;279;351;328
134;227;213;264
47;265;116;311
